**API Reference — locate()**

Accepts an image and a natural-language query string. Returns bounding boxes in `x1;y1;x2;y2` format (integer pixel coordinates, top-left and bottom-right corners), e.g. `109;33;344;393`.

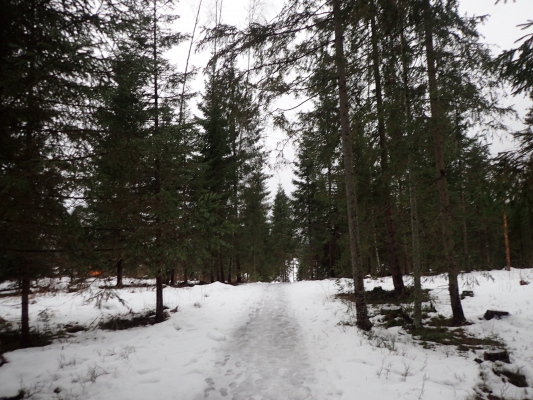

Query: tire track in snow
196;284;321;400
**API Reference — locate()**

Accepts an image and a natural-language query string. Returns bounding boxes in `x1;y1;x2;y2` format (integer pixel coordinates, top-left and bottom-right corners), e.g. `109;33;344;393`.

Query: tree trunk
409;166;422;329
529;207;533;266
218;251;224;282
169;268;175;286
460;165;471;272
236;255;242;283
116;258;123;289
484;226;492;268
155;272;164;323
503;209;511;271
153;0;165;325
329;239;335;278
183;263;188;285
327;165;336;278
371;208;382;276
398;181;411;274
370;14;404;295
399;9;421;328
332;0;371;331
423;0;465;325
402;232;410;275
20;264;31;347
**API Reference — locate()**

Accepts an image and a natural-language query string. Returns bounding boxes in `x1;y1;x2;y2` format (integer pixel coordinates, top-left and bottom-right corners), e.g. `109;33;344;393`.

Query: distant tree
240;167;270;282
269;187;296;282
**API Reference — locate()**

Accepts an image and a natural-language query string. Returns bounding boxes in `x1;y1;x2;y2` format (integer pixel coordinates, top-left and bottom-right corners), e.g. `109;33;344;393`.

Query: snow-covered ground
0;269;532;399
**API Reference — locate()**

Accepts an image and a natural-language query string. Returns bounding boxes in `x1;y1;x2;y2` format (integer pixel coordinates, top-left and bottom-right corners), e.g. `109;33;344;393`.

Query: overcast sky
171;0;532;196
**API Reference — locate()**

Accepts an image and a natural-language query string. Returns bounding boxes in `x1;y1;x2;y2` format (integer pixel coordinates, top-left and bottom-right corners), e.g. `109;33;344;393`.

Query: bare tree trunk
154;228;164;323
423;0;465;325
332;0;371;330
183;263;188;285
399;9;421;328
370;13;404;295
218;251;224;282
20;264;31;347
329;239;335;278
327;165;336;278
215;256;220;282
178;0;202;126
398;181;411;274
459;164;471;272
409;167;423;329
371;208;382;276
153;0;165;324
155;273;164;322
169;269;175;286
485;227;492;268
402;233;410;275
529;208;533;266
503;209;511;271
236;255;242;283
116;258;123;289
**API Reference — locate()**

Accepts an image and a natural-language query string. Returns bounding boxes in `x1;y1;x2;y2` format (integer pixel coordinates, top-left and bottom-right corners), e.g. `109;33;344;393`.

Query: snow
0;269;532;399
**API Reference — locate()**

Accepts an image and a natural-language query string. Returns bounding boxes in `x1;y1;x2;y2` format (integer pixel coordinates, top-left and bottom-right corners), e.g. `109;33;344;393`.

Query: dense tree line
1;0;532;344
205;0;532;327
0;0;275;345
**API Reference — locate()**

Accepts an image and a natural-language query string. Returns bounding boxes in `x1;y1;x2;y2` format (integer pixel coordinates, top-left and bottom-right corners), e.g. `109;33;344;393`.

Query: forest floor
0;268;533;400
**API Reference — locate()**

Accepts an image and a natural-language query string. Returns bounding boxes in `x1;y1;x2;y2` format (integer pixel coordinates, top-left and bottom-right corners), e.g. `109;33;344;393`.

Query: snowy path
197;284;320;400
2;271;533;400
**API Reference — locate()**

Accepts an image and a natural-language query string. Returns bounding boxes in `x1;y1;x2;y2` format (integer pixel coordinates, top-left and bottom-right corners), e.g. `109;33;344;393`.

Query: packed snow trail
2;272;533;399
196;283;321;400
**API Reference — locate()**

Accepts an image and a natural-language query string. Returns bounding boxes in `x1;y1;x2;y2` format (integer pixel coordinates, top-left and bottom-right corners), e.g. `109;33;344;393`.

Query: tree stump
484;349;510;363
484;310;509;320
460;290;474;299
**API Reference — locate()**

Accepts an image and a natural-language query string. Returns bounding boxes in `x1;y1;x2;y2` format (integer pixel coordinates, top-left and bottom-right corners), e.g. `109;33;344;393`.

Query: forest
1;0;532;346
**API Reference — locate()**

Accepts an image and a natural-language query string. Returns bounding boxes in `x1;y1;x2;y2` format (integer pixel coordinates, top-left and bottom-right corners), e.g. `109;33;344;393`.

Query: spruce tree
270;187;295;282
0;0;105;346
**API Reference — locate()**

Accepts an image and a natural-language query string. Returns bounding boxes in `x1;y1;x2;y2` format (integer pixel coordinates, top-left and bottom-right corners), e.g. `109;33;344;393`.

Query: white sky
458;0;531;153
170;0;533;196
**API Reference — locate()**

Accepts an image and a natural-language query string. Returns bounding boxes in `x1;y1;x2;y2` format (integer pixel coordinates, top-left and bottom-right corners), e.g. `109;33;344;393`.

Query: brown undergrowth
98;309;170;331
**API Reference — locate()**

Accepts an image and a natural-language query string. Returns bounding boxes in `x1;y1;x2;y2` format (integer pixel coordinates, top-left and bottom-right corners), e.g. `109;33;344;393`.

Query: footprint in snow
204;378;215;398
136;368;159;375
